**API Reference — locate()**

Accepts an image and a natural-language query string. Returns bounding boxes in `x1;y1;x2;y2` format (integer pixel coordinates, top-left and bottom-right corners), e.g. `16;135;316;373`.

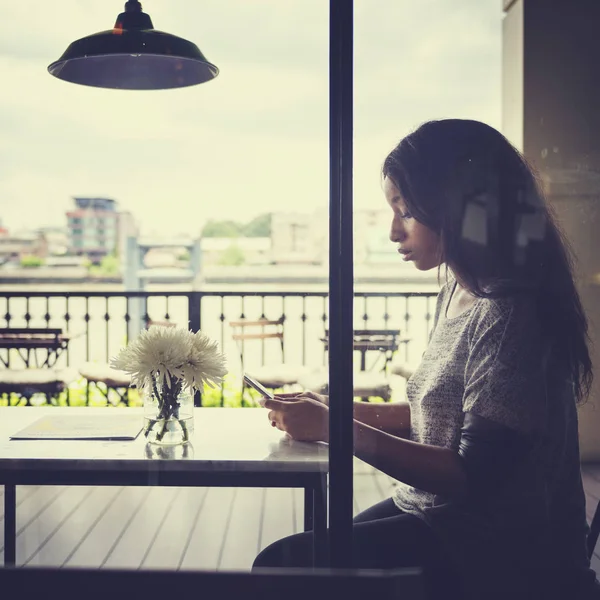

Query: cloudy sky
0;0;503;238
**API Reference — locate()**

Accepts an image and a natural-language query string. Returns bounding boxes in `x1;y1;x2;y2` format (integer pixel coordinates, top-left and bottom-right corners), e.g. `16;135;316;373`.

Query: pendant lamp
48;0;218;90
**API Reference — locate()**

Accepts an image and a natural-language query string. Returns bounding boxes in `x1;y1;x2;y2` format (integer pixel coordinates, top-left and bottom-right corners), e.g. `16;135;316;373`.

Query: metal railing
0;290;438;405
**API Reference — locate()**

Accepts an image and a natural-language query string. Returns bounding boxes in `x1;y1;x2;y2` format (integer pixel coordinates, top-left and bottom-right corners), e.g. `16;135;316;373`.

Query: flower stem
152;374;167;421
156;417;169;442
149;375;188;444
180;418;189;442
144;418;158;438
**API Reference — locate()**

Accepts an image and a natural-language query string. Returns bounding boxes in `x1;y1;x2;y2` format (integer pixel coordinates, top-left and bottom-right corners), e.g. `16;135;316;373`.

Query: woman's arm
352;401;411;438
263;395;466;498
296;392;411;438
352;420;468;499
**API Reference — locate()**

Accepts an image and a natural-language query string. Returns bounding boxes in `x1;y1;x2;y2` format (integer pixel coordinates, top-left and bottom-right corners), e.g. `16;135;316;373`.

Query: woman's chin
413;259;440;272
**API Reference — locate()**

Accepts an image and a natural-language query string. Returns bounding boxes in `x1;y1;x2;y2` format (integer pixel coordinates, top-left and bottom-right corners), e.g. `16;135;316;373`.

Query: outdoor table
0;328;71;369
0;407;328;567
320;329;401;371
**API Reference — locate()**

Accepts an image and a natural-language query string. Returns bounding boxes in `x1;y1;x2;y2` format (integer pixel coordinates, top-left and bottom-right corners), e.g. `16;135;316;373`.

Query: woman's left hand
261;394;329;443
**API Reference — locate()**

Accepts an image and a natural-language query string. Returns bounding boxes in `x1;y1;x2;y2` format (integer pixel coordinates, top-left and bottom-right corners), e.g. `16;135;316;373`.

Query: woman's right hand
275;390;329;406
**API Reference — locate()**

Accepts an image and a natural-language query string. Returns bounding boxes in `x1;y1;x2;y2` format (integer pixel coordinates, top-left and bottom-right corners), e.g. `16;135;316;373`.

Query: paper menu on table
10;414;143;440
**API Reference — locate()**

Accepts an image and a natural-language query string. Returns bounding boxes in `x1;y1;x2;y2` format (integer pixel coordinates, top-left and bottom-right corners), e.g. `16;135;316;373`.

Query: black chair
0;566;425;600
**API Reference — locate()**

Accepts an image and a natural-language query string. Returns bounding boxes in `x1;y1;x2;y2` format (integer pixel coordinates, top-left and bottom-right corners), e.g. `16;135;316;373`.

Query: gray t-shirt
393;278;592;594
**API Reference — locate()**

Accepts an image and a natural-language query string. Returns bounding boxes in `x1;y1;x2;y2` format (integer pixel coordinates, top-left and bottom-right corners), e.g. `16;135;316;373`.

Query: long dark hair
382;119;592;403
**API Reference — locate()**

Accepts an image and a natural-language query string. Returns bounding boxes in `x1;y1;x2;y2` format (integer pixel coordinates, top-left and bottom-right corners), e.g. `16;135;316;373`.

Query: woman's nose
390;217;406;243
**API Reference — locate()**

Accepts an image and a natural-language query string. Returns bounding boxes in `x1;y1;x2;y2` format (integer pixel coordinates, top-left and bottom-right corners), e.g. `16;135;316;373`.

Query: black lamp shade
48;2;218;90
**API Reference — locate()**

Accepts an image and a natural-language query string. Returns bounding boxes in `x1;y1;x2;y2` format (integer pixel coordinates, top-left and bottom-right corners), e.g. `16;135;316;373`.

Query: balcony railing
0;290;438;405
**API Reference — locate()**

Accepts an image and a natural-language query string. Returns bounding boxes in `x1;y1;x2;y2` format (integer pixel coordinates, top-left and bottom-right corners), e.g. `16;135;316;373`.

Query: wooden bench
0;368;77;405
298;368;393;402
78;362;132;406
0;328;77;405
77;321;172;406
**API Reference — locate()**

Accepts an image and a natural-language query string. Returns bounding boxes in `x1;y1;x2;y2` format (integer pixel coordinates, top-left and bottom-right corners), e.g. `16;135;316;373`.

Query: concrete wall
503;0;600;460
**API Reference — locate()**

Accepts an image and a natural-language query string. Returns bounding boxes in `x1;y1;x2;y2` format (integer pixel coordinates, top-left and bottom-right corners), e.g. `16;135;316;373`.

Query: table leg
4;484;16;565
303;487;314;532
312;475;328;567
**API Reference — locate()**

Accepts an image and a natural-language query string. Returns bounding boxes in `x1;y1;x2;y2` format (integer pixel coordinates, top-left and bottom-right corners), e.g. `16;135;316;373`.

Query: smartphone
243;374;274;399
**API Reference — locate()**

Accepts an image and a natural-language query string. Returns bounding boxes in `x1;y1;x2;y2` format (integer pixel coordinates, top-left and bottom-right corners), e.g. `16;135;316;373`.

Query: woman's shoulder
469;291;542;345
476;291;537;319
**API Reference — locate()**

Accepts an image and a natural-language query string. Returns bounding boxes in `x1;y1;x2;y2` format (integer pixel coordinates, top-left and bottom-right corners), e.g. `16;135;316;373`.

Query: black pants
252;498;466;598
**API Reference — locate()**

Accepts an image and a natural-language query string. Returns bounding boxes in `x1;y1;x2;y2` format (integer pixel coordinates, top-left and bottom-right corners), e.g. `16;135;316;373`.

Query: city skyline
0;0;502;238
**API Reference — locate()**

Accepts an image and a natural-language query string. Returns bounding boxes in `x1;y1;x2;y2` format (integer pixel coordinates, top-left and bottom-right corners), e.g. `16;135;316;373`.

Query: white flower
111;325;227;393
176;331;228;391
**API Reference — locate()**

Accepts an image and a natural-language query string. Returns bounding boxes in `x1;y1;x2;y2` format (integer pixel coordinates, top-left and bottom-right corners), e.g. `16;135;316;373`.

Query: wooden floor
1;461;599;575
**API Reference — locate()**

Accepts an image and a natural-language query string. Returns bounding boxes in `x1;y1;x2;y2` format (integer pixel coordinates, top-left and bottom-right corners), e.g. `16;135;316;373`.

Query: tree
201;220;241;238
218;244;245;266
100;253;120;275
20;255;44;268
201;214;272;238
177;249;190;262
242;213;271;237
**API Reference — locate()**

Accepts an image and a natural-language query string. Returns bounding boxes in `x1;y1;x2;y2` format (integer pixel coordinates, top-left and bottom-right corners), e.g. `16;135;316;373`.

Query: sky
0;0;503;238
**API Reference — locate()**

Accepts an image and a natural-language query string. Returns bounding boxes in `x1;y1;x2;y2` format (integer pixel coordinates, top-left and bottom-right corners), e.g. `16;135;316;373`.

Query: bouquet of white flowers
111;325;227;443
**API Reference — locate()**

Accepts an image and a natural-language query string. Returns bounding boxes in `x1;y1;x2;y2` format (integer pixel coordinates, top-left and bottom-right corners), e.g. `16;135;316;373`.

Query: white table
0;407;329;567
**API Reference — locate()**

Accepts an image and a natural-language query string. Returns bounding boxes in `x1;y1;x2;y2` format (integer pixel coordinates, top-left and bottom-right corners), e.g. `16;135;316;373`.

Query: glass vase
143;379;194;446
144;442;194;460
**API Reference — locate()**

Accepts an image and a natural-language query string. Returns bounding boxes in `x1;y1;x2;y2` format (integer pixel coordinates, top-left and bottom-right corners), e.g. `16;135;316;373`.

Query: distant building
37;226;69;256
117;211;138;258
0;230;46;264
354;209;398;264
200;237;271;266
269;208;397;266
270;211;327;265
66;197;137;263
44;255;88;267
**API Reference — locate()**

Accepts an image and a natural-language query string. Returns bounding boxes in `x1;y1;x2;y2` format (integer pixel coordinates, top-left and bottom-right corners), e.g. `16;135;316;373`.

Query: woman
253;119;598;599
